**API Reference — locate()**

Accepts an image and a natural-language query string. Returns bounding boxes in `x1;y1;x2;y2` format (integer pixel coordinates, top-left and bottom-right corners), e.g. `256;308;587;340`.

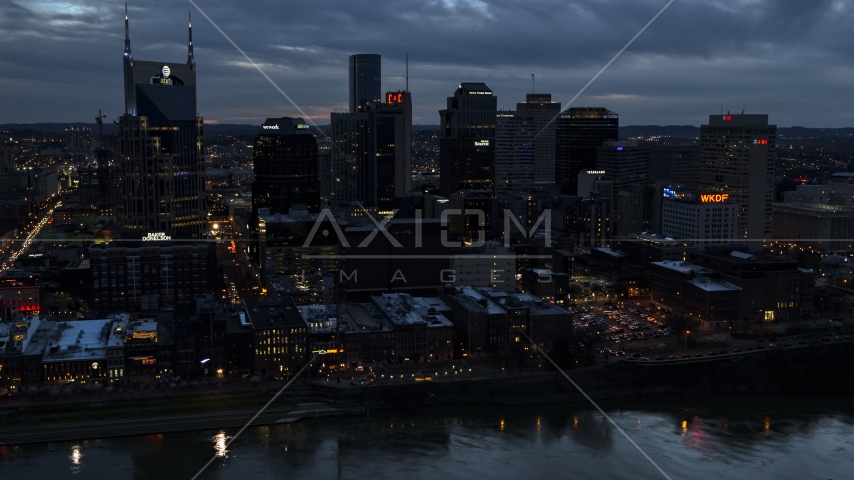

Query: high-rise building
331;90;412;210
65;127;91;154
495;111;535;192
251;117;320;217
515;94;561;184
349;54;381;113
648;145;700;192
119;9;205;237
699;114;775;248
438;83;497;197
555;108;618;192
596;141;649;193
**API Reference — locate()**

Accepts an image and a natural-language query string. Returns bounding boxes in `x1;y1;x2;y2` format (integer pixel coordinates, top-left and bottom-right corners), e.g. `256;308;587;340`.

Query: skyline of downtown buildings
27;7;777;254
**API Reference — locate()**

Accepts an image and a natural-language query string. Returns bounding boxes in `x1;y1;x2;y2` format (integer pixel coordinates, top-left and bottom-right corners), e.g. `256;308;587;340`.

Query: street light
685;330;690;352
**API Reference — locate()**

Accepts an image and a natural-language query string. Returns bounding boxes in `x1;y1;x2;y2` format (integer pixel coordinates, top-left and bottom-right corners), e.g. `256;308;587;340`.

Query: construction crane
95;109;107;141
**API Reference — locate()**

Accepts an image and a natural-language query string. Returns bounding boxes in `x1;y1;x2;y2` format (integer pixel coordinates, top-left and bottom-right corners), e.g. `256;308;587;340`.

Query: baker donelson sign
143;232;171;241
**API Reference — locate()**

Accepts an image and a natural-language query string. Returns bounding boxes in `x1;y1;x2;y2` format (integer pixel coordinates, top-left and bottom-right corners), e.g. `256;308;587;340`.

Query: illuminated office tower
438;83;497;197
119;9;205;237
495;111;535;192
699;113;775;249
331;91;412;210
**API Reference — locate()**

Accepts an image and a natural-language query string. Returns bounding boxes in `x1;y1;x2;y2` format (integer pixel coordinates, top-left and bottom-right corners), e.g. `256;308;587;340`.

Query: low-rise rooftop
43;319;112;363
243;297;308;330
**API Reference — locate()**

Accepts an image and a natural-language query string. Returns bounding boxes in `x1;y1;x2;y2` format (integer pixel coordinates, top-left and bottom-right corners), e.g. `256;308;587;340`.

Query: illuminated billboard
700;193;729;203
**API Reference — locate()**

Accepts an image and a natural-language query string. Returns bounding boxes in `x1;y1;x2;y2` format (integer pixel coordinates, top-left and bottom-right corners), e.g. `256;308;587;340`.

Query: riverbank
326;341;854;409
1;342;852;445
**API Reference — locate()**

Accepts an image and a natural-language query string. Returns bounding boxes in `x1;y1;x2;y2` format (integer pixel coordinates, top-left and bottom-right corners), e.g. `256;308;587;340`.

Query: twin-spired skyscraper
120;8;205;237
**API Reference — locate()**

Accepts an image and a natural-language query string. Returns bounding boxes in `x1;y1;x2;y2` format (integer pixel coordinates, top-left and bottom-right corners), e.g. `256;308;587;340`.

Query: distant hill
778;126;854;138
0;122;119;134
620;125;854;139
4;123;853;140
619;125;699;138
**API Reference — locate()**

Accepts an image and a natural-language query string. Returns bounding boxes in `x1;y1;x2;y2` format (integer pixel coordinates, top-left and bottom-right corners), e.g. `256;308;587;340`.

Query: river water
1;395;852;479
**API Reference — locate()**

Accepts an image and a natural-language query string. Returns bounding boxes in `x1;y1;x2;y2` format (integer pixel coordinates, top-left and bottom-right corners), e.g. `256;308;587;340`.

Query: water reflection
2;396;854;480
213;431;229;458
70;444;82;466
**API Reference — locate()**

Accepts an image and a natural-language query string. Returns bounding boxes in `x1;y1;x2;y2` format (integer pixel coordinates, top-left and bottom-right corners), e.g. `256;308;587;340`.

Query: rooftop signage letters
142;232;171;241
700;193;729;203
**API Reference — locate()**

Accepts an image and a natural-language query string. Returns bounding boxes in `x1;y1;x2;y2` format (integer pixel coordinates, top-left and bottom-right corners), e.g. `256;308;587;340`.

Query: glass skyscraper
438;83;497;197
349;54;381;113
555;107;618;193
251;117;321;216
331;91;412;210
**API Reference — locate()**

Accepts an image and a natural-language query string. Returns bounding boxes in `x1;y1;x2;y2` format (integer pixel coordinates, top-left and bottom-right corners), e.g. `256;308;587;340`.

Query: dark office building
349;54;381;112
119;9;205;237
89;239;215;309
331;91;412;209
251;117;320;217
438;83;497;197
515;93;561;184
555;107;618;192
648;145;700;192
596;141;649;193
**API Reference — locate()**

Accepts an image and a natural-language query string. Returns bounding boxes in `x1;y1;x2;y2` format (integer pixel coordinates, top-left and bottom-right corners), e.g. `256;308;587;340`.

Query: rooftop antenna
532;73;535;94
405;52;409;92
123;2;133;65
188;11;195;71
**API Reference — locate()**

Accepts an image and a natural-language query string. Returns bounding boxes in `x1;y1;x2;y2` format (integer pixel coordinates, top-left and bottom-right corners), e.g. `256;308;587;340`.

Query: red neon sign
387;92;404;105
723;115;732;121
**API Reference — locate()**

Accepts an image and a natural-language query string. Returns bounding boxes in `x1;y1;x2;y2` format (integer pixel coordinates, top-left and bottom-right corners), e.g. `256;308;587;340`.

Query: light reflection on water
0;396;852;479
214;431;229;458
69;445;81;466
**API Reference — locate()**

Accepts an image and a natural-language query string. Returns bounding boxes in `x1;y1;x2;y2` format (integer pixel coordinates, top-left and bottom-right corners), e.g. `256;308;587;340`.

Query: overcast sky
2;0;853;127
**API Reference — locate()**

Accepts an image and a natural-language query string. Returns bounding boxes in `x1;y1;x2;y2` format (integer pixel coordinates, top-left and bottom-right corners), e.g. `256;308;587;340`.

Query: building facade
661;196;738;249
439;83;497;197
119;10;205;237
555;108;618;191
349;53;381;113
495;111;536;192
515;93;561;184
699;114;775;249
331;91;412;209
89;240;215;309
251;117;321;216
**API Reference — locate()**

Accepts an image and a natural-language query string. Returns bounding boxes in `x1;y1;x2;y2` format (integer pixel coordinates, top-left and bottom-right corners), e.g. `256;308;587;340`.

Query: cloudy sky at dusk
2;0;853;127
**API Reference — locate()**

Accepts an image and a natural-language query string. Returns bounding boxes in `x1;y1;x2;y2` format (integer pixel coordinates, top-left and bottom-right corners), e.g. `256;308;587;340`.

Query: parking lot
571;301;678;353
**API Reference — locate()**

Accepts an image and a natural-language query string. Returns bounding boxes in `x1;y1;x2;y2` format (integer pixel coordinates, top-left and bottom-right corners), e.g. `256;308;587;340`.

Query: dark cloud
1;0;853;126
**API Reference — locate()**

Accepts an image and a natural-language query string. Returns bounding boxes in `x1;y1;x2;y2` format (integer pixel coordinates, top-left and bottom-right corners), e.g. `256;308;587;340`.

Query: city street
0;200;60;274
